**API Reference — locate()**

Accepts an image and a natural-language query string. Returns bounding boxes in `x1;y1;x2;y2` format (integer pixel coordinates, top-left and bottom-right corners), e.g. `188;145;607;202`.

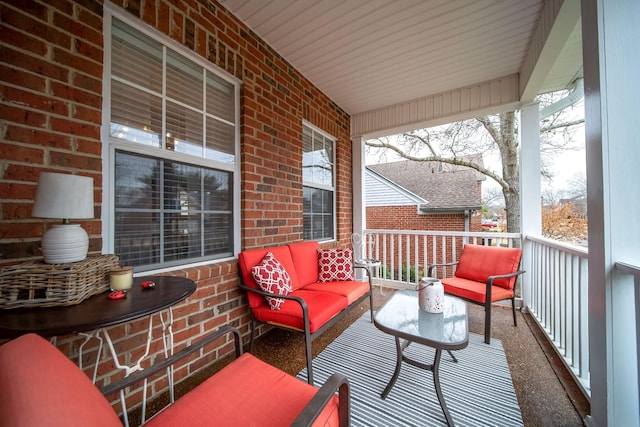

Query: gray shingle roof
367;160;482;210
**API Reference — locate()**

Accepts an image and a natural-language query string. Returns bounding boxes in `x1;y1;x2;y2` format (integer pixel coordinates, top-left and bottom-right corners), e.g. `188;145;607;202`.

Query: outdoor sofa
238;241;374;385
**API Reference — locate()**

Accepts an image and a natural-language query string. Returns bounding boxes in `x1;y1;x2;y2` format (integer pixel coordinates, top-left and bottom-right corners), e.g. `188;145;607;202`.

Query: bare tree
366;89;584;234
542;188;562;206
566;172;587;199
367;112;521;231
482;186;505;208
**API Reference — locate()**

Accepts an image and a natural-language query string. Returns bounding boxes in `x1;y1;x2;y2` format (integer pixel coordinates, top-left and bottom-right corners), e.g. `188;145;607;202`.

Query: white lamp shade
32;172;94;263
32;172;94;219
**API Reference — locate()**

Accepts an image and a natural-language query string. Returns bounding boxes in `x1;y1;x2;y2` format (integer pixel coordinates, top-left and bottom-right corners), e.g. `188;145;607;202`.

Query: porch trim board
350;74;520;139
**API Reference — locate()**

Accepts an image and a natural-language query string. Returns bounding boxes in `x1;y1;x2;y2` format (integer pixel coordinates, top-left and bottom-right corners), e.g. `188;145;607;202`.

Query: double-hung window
103;9;239;271
302;123;336;241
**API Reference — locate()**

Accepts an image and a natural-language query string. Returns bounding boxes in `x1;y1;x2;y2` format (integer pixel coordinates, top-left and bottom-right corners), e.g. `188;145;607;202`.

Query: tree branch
541;118;585;133
365;138;509;189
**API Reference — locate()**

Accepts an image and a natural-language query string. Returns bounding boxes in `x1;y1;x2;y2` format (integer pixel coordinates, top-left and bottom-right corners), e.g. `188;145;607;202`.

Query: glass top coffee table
374;290;468;426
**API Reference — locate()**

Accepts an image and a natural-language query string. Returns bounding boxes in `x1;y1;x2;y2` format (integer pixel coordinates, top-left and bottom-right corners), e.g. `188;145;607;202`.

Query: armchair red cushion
442;277;515;304
454;244;522;289
146;353;339;427
0;334;122;427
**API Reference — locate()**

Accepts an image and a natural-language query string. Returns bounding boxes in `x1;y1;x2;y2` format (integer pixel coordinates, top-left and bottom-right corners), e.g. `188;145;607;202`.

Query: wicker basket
0;255;120;309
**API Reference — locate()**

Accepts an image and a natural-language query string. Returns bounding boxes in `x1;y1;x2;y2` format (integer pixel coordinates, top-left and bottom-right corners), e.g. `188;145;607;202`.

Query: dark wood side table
0;275;196;426
0;275;196;338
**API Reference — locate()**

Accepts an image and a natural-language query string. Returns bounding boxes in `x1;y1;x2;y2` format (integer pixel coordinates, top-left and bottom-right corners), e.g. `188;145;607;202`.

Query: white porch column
519;102;541;310
582;0;640;426
351;135;366;244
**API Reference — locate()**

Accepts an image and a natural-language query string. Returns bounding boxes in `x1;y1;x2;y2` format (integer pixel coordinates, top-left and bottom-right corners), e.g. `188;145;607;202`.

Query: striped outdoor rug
298;313;523;427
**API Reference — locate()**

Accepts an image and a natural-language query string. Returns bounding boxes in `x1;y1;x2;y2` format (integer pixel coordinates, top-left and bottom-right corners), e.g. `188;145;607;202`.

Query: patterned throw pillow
251;252;293;310
318;248;354;282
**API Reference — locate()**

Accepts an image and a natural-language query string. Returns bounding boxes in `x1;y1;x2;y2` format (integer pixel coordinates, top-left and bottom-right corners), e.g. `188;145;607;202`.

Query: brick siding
367;205;482;232
0;0;352;413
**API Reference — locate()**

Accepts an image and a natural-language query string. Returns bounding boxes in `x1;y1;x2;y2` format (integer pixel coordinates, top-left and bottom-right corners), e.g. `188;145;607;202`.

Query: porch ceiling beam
519;0;581;103
350;74;520;139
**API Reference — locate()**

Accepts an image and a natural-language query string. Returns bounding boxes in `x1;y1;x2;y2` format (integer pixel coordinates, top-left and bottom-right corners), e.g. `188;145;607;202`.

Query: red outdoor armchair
428;244;525;344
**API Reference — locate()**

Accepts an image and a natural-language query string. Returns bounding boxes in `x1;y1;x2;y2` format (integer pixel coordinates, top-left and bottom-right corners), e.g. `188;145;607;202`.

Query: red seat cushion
442;277;515;303
251;289;348;332
239;246;301;308
288;241;321;286
454;244;522;289
146;352;340;427
0;334;122;427
303;280;369;305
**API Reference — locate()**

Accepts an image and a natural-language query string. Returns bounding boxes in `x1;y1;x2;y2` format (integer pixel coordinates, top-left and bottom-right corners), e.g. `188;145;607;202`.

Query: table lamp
32;172;94;264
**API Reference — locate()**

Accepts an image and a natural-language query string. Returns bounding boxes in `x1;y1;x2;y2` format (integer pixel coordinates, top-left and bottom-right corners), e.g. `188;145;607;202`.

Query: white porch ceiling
220;0;582;122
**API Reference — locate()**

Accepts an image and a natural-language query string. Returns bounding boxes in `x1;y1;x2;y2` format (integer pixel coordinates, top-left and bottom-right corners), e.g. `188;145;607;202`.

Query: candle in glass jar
110;266;133;291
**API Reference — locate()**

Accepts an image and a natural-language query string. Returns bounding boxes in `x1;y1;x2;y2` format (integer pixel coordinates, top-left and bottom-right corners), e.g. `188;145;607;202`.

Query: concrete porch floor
250;287;590;427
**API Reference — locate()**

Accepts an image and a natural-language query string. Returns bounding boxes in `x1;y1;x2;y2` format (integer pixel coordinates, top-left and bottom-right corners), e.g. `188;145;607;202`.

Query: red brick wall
366;206;467;231
0;0;352;414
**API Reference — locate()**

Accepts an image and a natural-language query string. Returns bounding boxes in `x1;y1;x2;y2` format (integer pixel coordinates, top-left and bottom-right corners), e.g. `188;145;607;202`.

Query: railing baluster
561;251;567;358
442;235;448;275
422;235;428;277
405;233;410;283
413;234;419;283
431;235;436;275
397;234;403;281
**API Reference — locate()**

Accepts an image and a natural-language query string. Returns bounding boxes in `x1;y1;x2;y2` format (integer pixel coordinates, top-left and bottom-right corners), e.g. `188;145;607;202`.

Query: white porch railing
360;229;592;399
359;229;521;289
524;236;590;398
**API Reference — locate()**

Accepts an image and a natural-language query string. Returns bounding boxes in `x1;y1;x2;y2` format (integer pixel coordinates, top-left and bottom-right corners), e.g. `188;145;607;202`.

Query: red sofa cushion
454;244;522;289
0;333;122;427
288;241;321;286
239;246;301;308
251;289;348;333
442;277;515;304
147;352;340;427
303;280;370;305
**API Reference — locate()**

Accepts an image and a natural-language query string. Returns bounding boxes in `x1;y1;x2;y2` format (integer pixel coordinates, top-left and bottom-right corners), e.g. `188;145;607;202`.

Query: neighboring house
366;159;484;233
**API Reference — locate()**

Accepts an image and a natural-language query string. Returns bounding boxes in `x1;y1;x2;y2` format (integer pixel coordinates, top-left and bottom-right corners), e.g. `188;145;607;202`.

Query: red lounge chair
428;244;525;344
0;326;350;427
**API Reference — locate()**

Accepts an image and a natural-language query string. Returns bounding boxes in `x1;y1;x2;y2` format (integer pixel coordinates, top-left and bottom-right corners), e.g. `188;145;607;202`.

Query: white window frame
302;121;337;242
101;5;241;273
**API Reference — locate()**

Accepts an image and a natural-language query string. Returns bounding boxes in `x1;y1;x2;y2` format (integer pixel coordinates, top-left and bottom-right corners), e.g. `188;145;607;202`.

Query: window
104;10;239;271
302;123;336;241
